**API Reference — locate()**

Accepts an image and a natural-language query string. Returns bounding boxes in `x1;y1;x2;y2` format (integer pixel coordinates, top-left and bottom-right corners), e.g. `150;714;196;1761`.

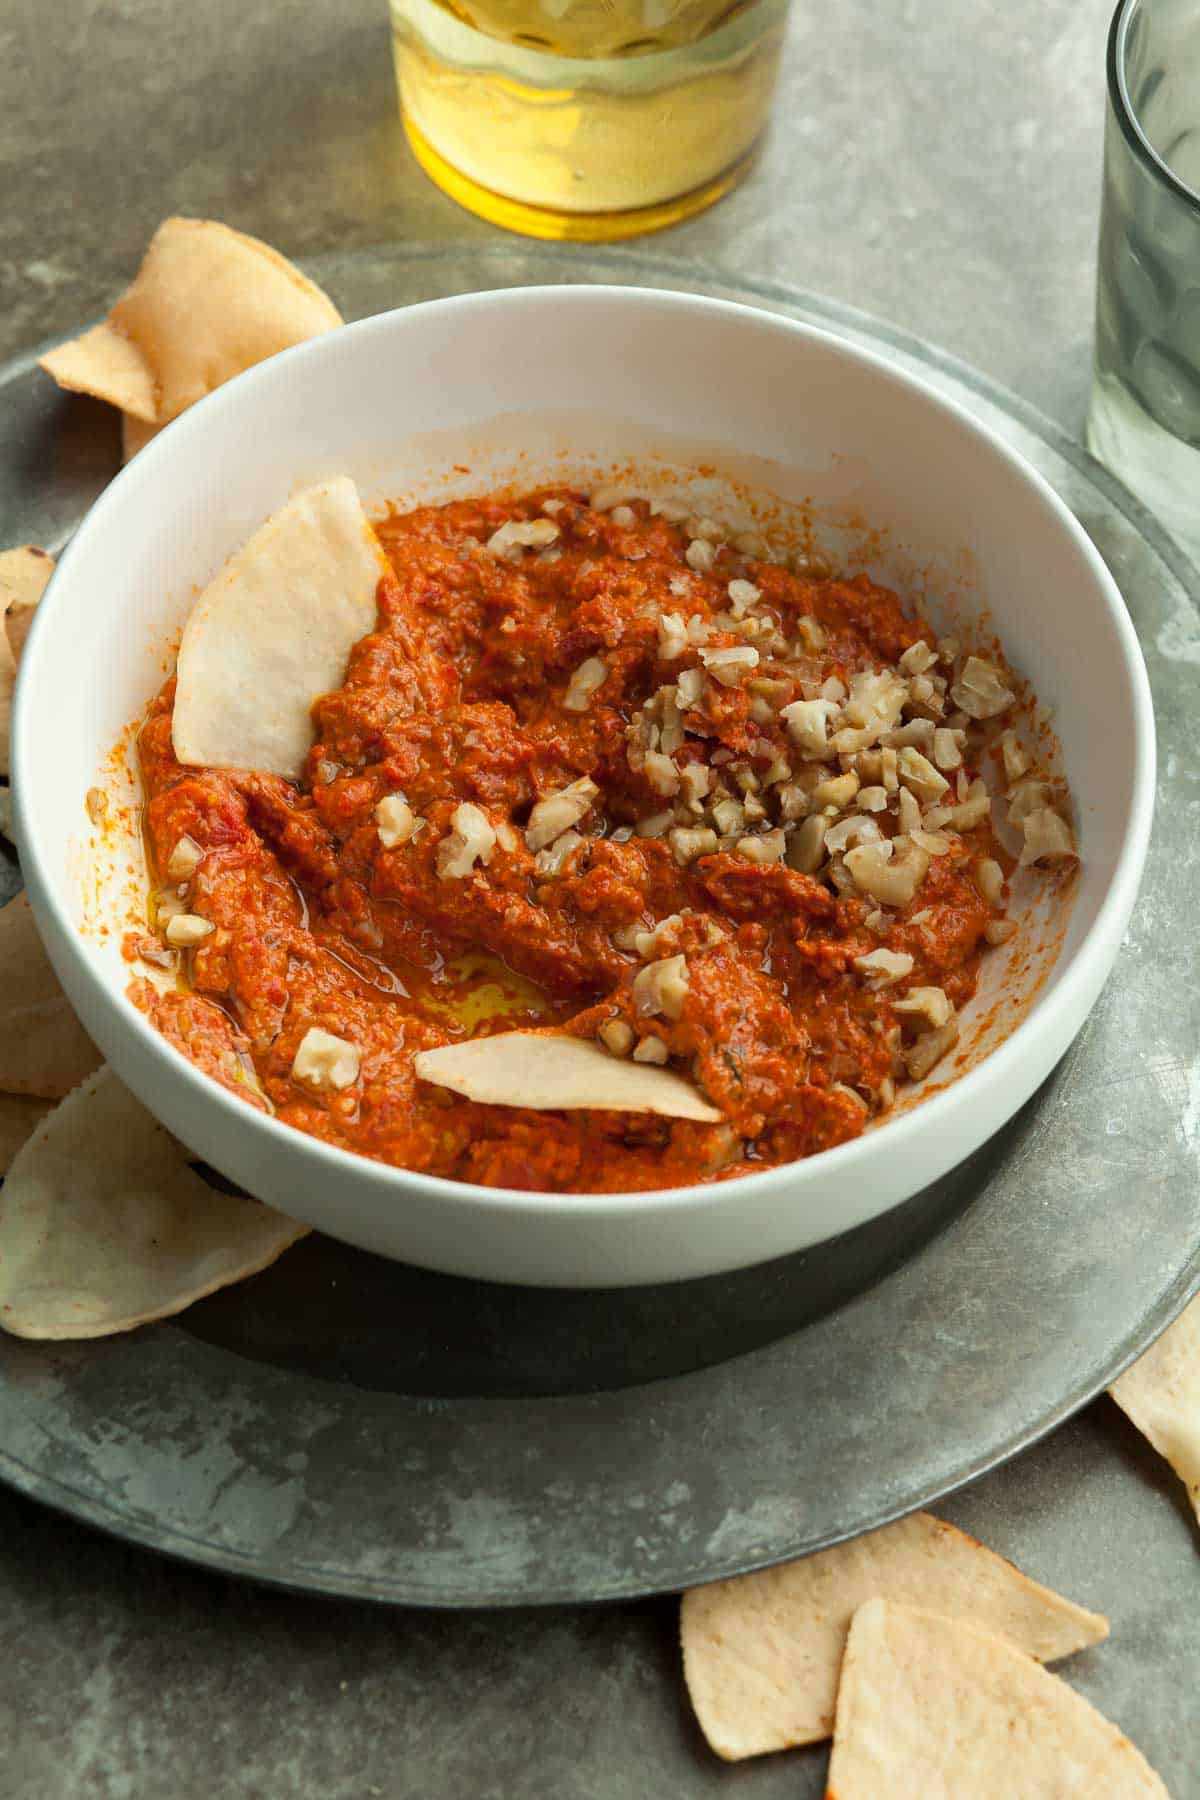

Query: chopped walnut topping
563;656;609;712
673;762;710;810
896;788;922;835
685;538;716;573
905;1017;960;1080
897;746;951;803
670;826;720;865
886;718;936;751
657;612;689;661
164;912;214;948
999;730;1029;785
734;829;787;863
932;727;964;771
650;496;690;521
825;815;883;854
633;1036;669;1065
974;858;1005;907
525;777;599;851
894;986;954;1030
487;518;560;558
700;644;759;686
781;697;839;759
599;1019;634;1056
589;484;636;512
635;809;675;838
1018;806;1075;866
166;835;204;879
534;829;584;876
941;779;991;831
854;947;915;987
1006;777;1052;824
900;640;938;675
676;666;704;709
643;750;681;797
812;770;860;811
633;954;690;1021
710;795;747;836
786;815;828;874
375;793;421;848
727;578;761;616
846;839;930;907
951;655;1015;720
291;1026;361;1092
438;803;498;878
633;915;685;958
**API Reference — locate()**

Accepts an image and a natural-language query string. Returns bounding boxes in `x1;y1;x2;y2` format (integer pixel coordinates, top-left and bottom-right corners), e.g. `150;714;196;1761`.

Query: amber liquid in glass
390;0;788;238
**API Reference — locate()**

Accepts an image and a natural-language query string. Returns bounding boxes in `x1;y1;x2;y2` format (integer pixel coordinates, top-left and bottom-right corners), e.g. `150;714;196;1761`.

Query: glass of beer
1087;0;1200;563
390;0;790;241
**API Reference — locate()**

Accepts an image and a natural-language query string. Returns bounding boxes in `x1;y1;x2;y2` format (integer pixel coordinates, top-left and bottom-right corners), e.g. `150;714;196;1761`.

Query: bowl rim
13;283;1157;1225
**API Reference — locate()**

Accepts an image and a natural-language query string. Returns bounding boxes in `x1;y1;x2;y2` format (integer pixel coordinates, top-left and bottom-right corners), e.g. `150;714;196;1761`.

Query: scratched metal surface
0;250;1196;1639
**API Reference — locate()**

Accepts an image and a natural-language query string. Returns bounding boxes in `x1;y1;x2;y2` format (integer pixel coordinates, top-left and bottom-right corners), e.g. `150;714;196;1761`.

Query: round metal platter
0;245;1196;1609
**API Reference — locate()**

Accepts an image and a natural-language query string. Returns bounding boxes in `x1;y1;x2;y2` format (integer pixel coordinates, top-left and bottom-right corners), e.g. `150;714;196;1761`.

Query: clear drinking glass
389;0;790;242
1087;0;1200;562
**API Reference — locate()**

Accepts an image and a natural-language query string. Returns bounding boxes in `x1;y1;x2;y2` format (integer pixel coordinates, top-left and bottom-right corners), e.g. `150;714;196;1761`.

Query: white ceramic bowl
13;287;1154;1287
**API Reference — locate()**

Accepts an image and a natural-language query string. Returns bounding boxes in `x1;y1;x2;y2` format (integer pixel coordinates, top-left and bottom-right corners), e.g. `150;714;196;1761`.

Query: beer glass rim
1108;0;1200;211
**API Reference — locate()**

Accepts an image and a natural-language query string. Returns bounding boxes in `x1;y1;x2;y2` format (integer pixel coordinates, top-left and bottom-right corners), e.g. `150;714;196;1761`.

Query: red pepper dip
130;485;1075;1193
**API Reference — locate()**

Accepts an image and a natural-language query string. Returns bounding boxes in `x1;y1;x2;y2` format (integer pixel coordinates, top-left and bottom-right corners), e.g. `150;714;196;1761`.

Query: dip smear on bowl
129;479;1075;1193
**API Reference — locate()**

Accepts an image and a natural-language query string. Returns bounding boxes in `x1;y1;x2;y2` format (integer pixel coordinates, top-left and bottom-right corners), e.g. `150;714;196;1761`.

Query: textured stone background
2;2;1198;1795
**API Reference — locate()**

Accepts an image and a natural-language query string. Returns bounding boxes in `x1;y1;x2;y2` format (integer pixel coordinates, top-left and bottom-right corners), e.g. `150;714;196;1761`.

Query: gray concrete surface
1;1;1198;1795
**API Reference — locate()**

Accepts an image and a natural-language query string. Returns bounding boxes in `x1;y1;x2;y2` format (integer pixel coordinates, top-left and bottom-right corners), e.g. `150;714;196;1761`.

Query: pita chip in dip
826;1598;1167;1797
39;216;342;434
1110;1294;1200;1527
172;477;389;781
0;1066;308;1340
681;1510;1108;1758
0;892;102;1099
414;1031;723;1123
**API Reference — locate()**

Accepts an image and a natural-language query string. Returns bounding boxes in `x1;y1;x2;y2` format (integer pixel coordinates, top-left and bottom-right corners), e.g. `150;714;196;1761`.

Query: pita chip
39;217;342;427
825;1598;1167;1798
681;1510;1109;1758
1110;1293;1200;1525
0;627;13;782
0;545;54;776
38;319;158;421
0;1066;309;1339
414;1031;723;1123
0;892;103;1098
0;1094;52;1175
121;410;161;464
172;477;388;780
